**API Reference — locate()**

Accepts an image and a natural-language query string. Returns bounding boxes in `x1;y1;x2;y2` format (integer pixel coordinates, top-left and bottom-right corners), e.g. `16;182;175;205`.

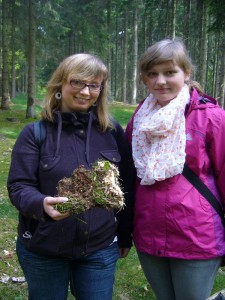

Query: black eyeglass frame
69;79;104;93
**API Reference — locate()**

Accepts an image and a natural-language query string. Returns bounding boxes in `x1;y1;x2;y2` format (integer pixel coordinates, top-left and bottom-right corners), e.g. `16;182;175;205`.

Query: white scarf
132;84;190;185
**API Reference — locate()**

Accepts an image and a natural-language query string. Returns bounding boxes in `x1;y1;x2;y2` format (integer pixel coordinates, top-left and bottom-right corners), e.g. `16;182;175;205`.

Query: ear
141;75;148;85
184;73;190;82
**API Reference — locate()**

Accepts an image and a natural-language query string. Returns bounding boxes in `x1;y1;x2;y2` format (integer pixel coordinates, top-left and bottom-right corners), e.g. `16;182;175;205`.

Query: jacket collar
52;109;98;166
53;109;98;127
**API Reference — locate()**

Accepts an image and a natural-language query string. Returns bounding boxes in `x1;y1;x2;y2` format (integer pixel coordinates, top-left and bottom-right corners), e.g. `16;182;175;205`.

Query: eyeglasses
69;79;103;93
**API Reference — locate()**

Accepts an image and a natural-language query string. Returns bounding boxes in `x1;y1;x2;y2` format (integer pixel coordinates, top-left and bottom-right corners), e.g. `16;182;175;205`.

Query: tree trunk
106;0;112;102
131;2;138;105
122;8;128;103
199;0;208;90
11;0;16;99
26;0;36;118
212;35;218;99
218;33;225;108
113;11;119;101
184;0;191;48
1;0;10;110
171;0;176;39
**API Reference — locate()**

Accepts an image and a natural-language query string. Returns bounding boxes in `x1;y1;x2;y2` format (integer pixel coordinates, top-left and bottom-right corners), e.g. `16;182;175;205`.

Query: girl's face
60;75;103;112
144;61;190;107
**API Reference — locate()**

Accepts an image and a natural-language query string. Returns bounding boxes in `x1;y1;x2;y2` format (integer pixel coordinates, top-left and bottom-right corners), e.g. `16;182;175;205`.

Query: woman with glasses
7;53;135;300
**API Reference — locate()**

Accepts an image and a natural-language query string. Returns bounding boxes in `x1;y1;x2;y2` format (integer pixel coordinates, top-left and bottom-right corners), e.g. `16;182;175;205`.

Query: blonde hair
41;53;112;131
139;38;203;94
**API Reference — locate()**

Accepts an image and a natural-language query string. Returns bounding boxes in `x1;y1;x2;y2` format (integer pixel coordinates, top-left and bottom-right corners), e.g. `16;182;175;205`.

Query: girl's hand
43;196;69;220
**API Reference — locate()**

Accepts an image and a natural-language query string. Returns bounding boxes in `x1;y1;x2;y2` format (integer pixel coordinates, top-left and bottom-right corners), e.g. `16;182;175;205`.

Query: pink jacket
126;89;225;259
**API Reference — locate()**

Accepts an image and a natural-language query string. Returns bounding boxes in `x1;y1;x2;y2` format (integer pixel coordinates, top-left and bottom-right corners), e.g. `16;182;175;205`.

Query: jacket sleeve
207;108;225;207
112;121;136;248
7;123;47;221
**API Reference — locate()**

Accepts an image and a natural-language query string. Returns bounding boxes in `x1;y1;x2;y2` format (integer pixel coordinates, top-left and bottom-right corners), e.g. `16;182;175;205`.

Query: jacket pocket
39;155;61;171
100;150;121;164
25;218;74;257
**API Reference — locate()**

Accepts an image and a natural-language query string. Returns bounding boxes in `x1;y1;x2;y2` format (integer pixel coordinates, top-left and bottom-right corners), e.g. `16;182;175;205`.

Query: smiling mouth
156;88;169;92
75;97;90;103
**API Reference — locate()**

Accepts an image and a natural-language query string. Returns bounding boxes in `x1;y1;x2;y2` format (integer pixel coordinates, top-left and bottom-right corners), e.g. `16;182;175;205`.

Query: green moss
54;161;125;215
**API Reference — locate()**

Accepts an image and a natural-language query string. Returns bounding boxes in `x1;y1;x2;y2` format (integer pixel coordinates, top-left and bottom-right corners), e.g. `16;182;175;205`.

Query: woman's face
60;75;103;112
144;61;190;107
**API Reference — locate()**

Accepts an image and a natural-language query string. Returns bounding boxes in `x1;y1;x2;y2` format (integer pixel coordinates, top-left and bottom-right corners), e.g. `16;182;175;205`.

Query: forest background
0;0;225;116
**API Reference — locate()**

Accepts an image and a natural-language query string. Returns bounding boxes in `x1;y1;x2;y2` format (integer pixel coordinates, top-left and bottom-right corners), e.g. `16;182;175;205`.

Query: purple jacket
126;89;225;259
8;110;135;258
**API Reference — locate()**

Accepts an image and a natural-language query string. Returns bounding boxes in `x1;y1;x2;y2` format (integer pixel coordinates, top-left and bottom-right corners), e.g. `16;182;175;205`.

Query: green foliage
205;0;225;32
1;0;225;111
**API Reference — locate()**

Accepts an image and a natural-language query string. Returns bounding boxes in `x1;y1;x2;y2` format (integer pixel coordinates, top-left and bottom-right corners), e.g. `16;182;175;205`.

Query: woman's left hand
43;196;70;221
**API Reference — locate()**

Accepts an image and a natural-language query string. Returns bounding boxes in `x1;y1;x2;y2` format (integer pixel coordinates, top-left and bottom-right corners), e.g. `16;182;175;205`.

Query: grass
109;101;137;128
0;94;225;299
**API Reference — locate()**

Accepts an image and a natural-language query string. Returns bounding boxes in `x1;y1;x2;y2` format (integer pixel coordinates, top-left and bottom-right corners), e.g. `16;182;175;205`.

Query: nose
80;86;90;95
156;74;166;85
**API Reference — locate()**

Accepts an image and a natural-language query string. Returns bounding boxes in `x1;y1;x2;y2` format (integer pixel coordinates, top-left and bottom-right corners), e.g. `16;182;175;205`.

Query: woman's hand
43;196;69;220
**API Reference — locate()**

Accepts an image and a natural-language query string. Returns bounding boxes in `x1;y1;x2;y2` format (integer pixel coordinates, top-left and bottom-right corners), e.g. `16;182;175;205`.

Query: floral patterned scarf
132;84;190;185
